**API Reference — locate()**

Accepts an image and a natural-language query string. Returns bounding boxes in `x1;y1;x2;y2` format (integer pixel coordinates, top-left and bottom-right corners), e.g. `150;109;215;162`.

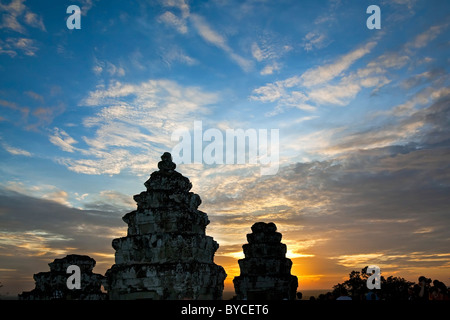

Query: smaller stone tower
233;222;298;300
19;254;106;300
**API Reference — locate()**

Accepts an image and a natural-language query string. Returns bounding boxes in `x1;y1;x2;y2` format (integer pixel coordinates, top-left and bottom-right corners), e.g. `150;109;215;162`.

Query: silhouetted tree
332;267;373;299
381;275;414;300
331;267;415;300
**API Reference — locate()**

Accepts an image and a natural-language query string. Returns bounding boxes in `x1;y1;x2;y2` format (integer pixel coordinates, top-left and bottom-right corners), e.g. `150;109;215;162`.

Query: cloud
106;62;125;77
198;118;450;276
302;31;328;52
0;0;47;58
156;0;252;71
56;79;219;175
367;52;410;70
9;37;38;56
161;46;198;67
0;0;27;33
0;38;39;57
1;141;31;156
41;190;71;207
260;62;280;75
296;86;450;157
1;181;72;206
0;98;29;118
251;42;264;62
407;23;448;49
158;11;188;34
25;91;44;103
401;68;446;90
300;41;377;87
28;103;65;131
307;82;360;106
49;127;78;153
0;187;125;294
78;0;97;16
250;40;380;114
92;58;125;77
0;96;64;131
82;190;135;212
389;0;417;10
0;41;17;57
251;35;293;76
0;0;46;33
314;0;342;25
190;14;227;49
228;91;450;260
251;22;447;117
161;0;190;18
24;11;45;32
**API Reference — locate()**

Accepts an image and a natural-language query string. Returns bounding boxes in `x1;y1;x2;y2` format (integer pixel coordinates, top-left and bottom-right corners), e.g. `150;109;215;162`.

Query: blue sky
1;0;449;295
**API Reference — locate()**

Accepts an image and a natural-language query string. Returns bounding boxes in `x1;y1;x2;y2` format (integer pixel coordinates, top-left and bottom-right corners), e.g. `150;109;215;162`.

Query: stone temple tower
104;152;226;299
233;222;298;300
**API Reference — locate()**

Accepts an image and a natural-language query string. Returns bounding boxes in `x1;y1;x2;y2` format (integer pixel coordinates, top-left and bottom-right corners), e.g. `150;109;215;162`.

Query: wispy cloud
190;14;252;71
92;58;126;77
24;11;45;32
251;21;448;117
0;0;46;33
260;62;280;75
0;38;39;57
1;141;31;156
161;0;190;18
407;23;448;49
156;1;252;71
158;11;188;34
251;40;378;114
302;31;328;52
55;79;219;175
300;41;377;87
160;46;198;67
251;35;292;75
49;127;78;153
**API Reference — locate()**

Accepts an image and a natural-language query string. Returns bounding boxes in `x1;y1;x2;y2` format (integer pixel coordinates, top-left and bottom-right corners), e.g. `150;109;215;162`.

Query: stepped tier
123;207;209;236
112;233;219;264
106;262;225;300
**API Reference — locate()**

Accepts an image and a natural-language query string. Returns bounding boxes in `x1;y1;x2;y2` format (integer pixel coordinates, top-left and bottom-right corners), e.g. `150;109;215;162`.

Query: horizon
1;0;449;298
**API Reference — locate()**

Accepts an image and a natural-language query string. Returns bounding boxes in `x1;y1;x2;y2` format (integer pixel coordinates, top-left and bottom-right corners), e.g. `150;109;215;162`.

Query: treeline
304;267;449;301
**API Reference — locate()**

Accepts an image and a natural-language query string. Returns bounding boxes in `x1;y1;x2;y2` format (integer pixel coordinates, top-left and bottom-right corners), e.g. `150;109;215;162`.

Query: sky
0;0;449;297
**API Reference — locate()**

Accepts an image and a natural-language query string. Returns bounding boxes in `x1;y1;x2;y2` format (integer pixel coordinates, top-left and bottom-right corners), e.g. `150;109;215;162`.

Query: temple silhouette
20;153;299;300
19;254;106;300
233;222;298;300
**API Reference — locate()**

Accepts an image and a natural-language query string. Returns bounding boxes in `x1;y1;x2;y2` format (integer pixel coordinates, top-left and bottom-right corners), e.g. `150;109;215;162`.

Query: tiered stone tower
104;152;226;300
19;254;106;300
233;222;298;300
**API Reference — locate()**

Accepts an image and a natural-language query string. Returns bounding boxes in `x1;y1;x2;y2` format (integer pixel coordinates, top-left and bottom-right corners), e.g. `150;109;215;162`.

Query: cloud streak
54;79;219;175
156;0;252;71
0;0;46;34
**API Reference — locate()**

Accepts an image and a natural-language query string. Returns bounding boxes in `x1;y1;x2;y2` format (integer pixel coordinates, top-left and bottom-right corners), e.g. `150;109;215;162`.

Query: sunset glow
1;0;449;298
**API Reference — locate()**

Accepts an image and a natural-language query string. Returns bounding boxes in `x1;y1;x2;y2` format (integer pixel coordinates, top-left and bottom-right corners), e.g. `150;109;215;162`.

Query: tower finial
158;152;176;172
